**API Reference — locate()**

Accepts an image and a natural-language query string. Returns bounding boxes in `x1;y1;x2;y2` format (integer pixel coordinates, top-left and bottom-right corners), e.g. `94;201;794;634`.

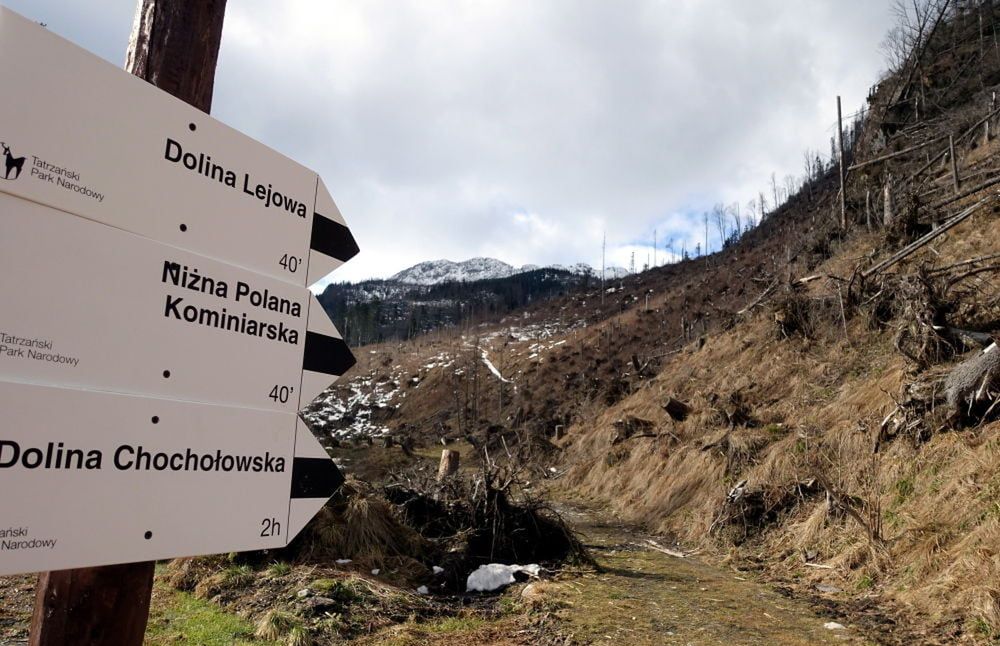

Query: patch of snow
371;568;380;576
823;622;846;630
466;563;541;592
336;559;352;565
480;350;512;384
432;566;445;575
416;585;429;595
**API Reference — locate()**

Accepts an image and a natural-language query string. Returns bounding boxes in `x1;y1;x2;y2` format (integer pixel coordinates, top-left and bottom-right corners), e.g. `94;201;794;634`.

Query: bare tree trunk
949;135;961;193
837;96;847;229
437;450;461;481
866;188;872;230
884;174;895;229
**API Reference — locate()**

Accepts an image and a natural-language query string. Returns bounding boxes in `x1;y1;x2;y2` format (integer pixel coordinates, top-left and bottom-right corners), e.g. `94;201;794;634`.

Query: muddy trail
542;506;861;645
0;506;875;645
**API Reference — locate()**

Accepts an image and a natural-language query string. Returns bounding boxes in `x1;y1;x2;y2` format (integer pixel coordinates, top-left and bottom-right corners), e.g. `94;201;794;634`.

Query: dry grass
295;479;426;569
551;204;1000;636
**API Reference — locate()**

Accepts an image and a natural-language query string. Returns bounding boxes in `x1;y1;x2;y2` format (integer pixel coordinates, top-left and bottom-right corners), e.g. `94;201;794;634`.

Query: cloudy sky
6;1;895;286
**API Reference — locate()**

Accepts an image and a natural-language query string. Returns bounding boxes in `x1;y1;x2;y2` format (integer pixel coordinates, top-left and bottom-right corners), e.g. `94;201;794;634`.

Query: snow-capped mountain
391;258;518;285
321;257;635;345
390;257;627;285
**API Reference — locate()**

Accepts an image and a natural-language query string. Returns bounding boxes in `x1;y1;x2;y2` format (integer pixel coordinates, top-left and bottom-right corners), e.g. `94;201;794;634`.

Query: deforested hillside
316;265;597;346
307;2;1000;642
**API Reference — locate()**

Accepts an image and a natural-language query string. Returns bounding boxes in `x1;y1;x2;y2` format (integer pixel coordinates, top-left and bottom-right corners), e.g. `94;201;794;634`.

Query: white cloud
8;0;895;284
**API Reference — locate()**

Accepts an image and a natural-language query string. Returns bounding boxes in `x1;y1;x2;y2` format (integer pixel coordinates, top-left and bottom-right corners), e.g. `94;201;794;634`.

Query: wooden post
865;188;872;230
437;449;461;481
837;96;847;229
883;174;894;229
949;135;960;193
125;0;229;113
30;2;228;645
30;565;155;646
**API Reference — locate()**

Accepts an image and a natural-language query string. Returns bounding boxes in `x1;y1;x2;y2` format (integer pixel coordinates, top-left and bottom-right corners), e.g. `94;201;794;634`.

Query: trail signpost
0;192;354;414
0;4;360;638
0;380;342;576
0;7;358;289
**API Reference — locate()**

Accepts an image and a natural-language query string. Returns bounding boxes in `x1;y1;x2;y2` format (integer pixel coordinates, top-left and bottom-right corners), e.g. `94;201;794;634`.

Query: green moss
894;477;914;505
222;565;255;588
145;581;278;646
422;616;487;633
310;577;368;607
266;561;292;578
763;423;787;436
498;595;518;615
971;616;994;638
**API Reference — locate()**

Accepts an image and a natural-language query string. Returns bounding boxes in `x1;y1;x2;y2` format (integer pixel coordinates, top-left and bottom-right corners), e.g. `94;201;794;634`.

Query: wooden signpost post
0;3;359;644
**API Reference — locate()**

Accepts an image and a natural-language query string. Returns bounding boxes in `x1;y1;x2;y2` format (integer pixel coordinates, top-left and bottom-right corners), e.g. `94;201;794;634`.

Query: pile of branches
383;455;589;591
772;288;840;340
890;268;963;367
865;255;1000;433
710;477;823;544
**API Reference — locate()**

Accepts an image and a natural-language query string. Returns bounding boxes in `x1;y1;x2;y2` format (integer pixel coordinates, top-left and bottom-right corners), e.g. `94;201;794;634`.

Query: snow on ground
466;563;541;592
304;316;585;442
480;349;512;384
303;371;404;440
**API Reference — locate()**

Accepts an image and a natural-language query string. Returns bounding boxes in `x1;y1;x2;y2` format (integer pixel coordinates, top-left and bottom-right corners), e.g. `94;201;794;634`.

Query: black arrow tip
290;456;345;499
303;332;356;376
311;212;360;263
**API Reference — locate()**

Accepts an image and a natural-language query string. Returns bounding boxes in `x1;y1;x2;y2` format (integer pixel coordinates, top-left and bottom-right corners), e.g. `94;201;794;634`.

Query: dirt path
543;507;860;645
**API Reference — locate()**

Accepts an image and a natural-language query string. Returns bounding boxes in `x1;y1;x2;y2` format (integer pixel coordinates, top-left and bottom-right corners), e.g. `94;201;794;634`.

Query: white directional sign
0;8;362;576
0;192;354;413
0;7;358;288
0;380;341;576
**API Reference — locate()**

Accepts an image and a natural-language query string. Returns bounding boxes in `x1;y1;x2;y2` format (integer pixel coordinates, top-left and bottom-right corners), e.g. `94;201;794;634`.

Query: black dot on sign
188;123;196;131
151;416;159;424
179;224;187;232
144;531;153;540
162;370;171;378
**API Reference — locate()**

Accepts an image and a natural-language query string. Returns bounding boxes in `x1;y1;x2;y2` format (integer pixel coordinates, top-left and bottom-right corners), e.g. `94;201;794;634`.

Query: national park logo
1;141;25;180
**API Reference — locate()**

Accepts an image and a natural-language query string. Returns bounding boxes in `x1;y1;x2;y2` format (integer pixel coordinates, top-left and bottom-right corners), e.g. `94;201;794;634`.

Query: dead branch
737;280;779;315
945;264;1000;287
929;174;1000;209
803;562;836;570
927;252;1000;273
848;136;944;172
862;195;993;277
934;326;996;346
642;539;689;558
813;471;885;549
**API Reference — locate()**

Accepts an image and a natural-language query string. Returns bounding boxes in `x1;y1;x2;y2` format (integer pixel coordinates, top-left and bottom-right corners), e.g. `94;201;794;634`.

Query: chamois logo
1;141;25;180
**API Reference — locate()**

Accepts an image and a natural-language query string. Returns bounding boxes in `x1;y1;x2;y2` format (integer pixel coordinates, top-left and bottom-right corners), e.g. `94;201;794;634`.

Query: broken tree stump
611;416;657;445
437;449;460;481
945;343;999;421
663;397;692;422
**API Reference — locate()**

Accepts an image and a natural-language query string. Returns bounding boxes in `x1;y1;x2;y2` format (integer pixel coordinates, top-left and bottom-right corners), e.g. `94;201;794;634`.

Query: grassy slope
557;220;1000;640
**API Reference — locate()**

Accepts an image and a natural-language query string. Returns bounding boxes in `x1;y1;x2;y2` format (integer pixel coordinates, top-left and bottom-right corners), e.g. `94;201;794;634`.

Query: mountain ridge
390;256;629;285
